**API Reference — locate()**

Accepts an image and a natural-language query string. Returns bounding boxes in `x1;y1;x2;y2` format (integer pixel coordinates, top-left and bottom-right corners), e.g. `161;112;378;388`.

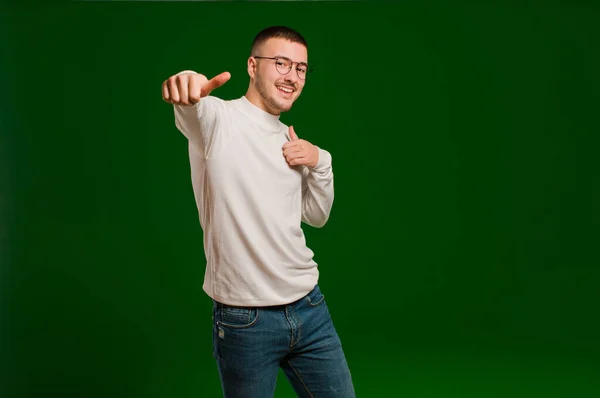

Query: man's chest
206;128;303;196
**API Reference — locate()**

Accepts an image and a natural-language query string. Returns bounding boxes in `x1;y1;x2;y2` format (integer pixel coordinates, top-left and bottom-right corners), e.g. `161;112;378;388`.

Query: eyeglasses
253;56;313;80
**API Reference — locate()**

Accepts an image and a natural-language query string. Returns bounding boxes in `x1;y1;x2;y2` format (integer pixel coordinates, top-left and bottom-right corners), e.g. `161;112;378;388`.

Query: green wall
2;1;599;397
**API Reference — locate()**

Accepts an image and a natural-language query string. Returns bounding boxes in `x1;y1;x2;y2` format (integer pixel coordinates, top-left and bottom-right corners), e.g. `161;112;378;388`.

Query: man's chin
279;104;293;112
277;98;296;112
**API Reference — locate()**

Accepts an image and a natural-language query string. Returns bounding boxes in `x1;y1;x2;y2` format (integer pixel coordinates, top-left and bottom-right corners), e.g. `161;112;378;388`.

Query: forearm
302;148;335;228
173;93;221;156
173;102;204;151
167;69;226;155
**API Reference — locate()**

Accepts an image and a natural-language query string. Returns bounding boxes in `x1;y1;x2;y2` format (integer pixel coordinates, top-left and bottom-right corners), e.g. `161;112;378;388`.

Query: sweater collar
236;95;282;135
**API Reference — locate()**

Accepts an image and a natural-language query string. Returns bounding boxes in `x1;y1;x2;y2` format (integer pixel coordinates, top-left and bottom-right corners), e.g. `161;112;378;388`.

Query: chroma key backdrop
1;1;599;397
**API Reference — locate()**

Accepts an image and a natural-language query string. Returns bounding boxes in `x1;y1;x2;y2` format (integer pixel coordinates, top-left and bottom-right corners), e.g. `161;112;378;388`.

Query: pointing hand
162;71;231;106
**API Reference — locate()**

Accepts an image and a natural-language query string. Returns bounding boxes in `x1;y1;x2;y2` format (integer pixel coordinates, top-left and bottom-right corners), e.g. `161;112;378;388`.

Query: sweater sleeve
171;71;227;157
301;147;335;228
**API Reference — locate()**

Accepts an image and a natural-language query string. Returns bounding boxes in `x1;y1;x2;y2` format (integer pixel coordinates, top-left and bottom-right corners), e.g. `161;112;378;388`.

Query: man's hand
162;71;231;106
282;126;319;168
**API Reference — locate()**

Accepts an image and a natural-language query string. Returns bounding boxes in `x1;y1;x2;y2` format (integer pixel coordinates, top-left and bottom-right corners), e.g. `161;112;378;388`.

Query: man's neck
244;89;281;116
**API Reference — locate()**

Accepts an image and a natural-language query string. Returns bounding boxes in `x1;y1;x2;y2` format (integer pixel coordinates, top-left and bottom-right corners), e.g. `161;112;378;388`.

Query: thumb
201;71;231;97
289;125;299;141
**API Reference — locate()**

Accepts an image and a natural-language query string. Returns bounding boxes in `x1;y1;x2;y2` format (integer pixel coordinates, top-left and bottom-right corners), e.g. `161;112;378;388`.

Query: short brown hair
250;26;308;56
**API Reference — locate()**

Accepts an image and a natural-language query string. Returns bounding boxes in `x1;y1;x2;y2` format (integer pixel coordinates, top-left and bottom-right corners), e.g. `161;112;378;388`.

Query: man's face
250;38;308;115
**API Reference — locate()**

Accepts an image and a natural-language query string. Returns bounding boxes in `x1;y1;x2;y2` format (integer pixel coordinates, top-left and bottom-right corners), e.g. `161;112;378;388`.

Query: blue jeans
211;284;356;397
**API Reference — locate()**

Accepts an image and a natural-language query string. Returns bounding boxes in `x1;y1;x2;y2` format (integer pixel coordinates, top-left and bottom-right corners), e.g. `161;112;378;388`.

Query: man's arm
281;126;335;228
301;148;334;228
162;71;230;155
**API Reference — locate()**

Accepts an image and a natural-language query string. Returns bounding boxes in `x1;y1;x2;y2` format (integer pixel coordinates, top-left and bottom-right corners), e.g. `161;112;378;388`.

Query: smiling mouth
276;85;294;94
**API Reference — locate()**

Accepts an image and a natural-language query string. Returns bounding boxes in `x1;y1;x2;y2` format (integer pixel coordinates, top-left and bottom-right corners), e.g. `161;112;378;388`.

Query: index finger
162;81;170;102
201;71;231;97
283;140;301;149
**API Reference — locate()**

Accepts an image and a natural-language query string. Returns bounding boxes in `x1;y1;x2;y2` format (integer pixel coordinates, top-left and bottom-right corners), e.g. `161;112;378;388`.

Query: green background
2;1;599;397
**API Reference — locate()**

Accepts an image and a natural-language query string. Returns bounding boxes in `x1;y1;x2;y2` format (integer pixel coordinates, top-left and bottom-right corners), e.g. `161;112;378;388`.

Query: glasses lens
274;58;309;80
296;65;308;80
275;58;292;75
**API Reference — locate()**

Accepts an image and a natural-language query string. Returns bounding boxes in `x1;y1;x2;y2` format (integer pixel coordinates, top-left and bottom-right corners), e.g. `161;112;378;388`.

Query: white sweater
173;94;334;306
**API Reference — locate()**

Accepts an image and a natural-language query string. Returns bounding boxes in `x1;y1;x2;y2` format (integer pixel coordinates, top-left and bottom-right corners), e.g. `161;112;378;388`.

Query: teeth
277;86;293;93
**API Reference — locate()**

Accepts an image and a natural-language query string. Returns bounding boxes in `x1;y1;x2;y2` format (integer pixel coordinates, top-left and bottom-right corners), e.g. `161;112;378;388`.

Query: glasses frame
253;56;313;80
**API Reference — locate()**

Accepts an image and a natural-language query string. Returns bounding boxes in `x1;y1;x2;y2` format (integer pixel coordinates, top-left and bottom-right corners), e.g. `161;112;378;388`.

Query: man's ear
247;57;257;79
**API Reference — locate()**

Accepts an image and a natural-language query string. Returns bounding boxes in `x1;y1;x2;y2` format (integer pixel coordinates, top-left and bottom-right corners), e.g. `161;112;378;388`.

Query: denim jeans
211;284;356;397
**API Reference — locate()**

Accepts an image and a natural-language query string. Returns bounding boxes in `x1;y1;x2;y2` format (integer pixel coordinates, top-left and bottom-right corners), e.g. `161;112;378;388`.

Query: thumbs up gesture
162;71;231;106
282;126;319;168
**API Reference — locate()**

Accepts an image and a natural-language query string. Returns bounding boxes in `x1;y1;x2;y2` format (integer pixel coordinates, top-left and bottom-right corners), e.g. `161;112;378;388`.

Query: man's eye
297;67;306;72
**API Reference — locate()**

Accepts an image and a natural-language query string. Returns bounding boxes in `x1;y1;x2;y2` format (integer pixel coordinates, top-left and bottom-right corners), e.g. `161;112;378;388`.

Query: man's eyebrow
275;55;308;64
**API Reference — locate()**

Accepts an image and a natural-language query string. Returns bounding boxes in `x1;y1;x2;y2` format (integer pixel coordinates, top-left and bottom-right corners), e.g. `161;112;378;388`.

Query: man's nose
284;71;297;85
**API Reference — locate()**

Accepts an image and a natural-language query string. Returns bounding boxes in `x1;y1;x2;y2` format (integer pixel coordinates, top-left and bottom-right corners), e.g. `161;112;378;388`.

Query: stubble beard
255;74;292;114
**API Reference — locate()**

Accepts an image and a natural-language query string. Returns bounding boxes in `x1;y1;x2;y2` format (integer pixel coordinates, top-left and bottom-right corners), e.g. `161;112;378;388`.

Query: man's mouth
276;85;294;94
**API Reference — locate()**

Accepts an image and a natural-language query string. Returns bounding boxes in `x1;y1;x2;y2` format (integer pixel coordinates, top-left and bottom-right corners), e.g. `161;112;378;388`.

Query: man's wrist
310;147;331;170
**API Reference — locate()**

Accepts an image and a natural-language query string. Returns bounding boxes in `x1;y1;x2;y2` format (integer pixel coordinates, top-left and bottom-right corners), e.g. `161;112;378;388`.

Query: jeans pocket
305;284;325;307
218;304;259;329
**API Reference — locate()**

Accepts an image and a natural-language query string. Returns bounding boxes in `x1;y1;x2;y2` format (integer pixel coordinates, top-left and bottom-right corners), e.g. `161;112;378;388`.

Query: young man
161;26;355;397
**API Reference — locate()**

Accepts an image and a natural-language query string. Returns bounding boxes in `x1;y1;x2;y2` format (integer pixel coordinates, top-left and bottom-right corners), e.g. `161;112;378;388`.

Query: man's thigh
281;286;356;397
212;302;285;398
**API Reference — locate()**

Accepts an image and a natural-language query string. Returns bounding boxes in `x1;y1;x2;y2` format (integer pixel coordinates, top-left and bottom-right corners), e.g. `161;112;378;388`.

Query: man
161;26;355;397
